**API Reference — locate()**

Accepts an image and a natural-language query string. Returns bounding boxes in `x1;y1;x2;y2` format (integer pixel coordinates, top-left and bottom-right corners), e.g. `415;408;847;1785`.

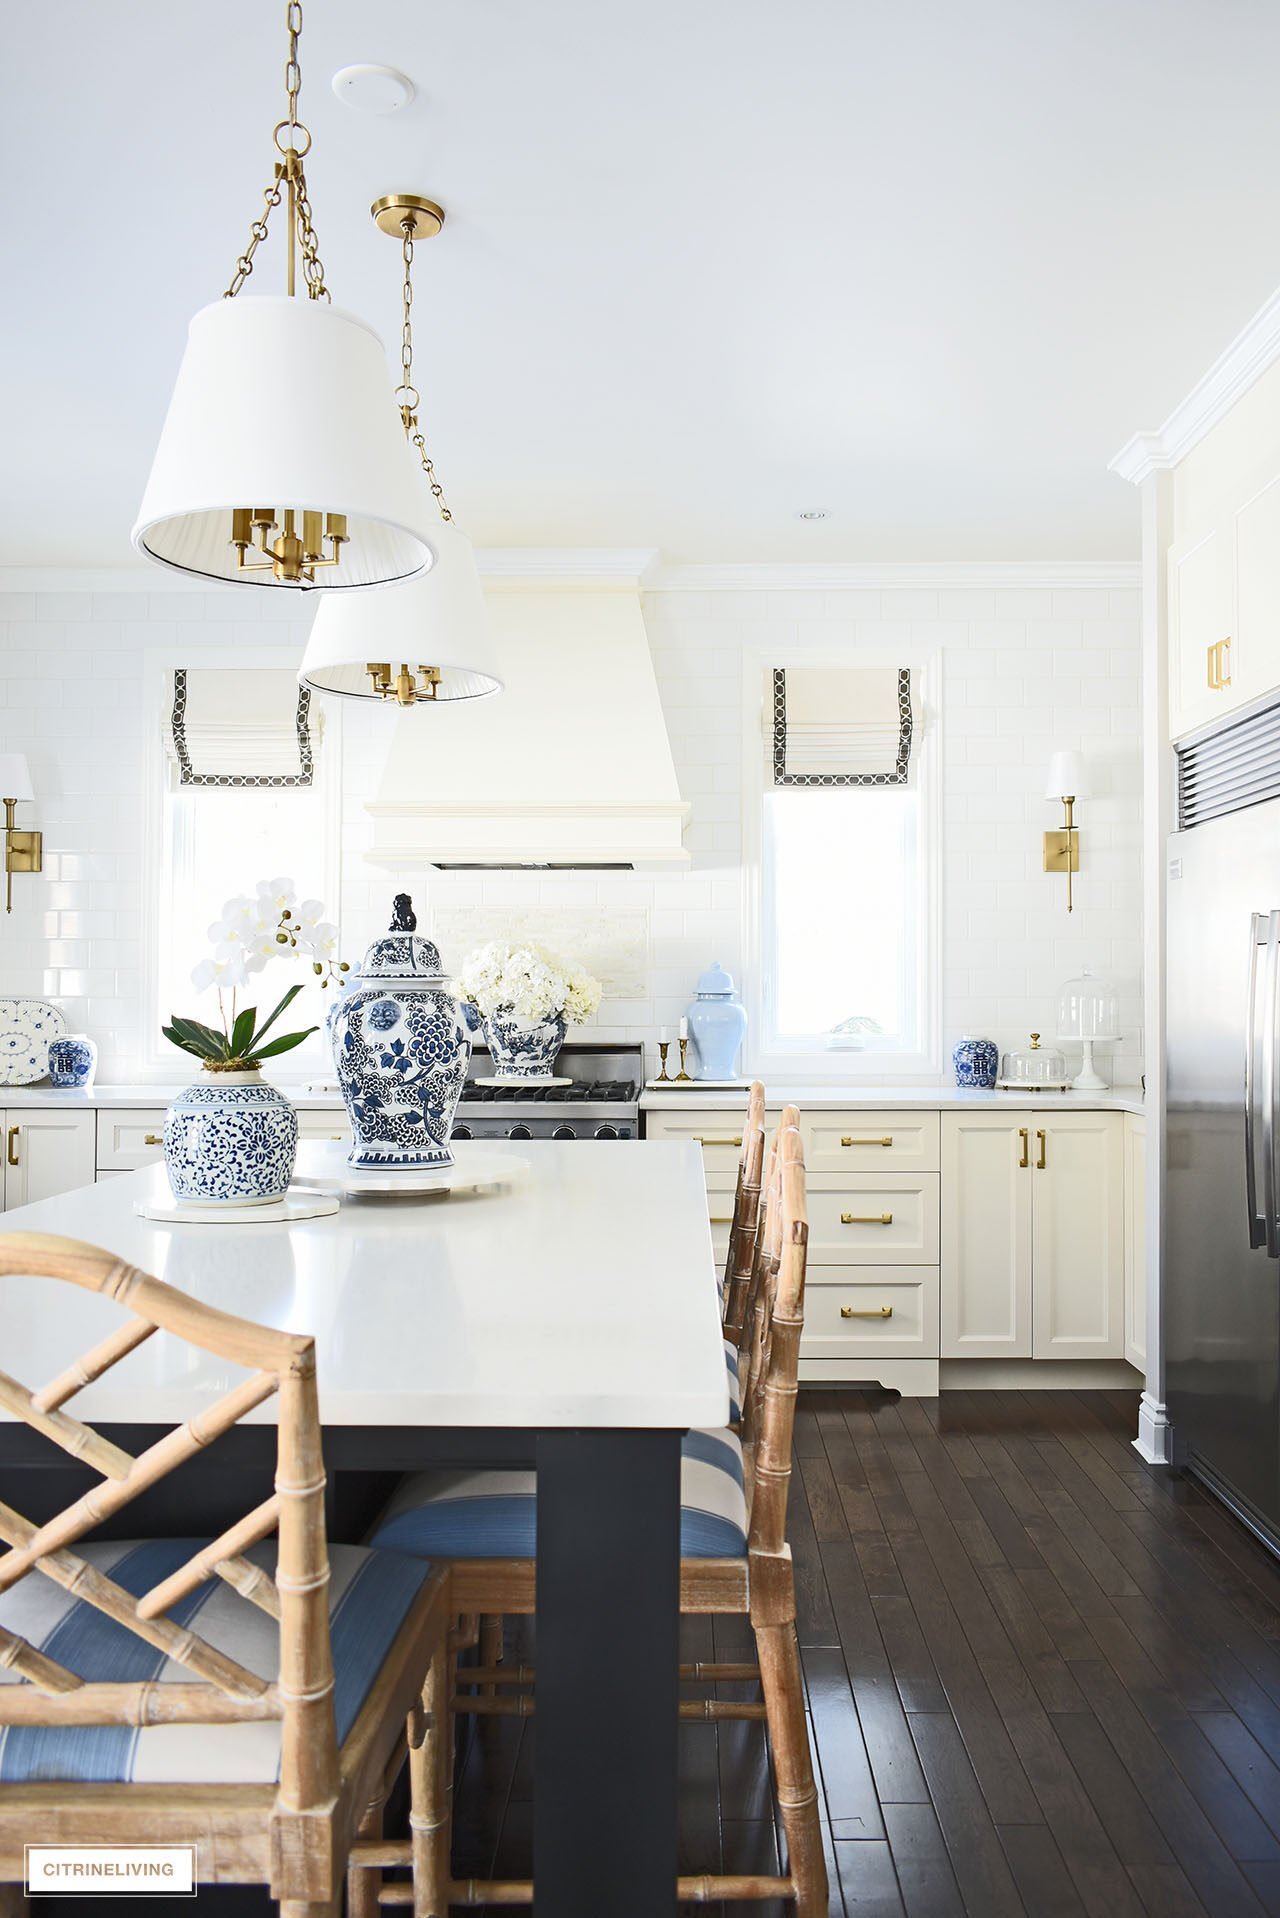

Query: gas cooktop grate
458;1079;638;1105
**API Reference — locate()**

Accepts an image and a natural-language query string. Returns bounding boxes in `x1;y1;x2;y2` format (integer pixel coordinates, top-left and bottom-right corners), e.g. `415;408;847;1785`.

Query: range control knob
552;1125;576;1140
452;1123;473;1141
509;1124;532;1140
594;1124;619;1140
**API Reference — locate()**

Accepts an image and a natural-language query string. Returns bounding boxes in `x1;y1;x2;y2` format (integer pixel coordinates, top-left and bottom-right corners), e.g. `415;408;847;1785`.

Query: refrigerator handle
1262;911;1280;1260
1247;912;1269;1250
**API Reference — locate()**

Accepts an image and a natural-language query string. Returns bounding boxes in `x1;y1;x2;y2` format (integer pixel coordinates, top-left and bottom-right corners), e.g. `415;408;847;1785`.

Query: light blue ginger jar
163;1069;299;1207
47;1034;97;1089
327;895;471;1171
686;961;748;1082
952;1036;998;1089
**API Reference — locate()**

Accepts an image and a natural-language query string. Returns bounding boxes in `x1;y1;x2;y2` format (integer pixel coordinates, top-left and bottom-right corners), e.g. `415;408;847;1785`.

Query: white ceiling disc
331;64;416;114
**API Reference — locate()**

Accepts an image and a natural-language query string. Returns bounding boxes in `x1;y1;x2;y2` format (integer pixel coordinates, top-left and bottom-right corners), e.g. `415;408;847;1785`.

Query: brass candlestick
656;1041;672;1083
676;1037;693;1082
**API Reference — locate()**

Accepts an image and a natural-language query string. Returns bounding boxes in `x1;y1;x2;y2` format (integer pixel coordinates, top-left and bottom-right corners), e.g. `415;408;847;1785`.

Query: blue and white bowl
479;1008;566;1081
163;1071;299;1207
952;1036;998;1089
47;1033;97;1089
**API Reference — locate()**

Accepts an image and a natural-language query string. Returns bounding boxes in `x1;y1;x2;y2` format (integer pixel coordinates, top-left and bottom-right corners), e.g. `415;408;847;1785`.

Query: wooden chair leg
347;1790;387;1918
755;1617;828;1918
278;1901;341;1917
409;1630;452;1918
478;1612;504;1696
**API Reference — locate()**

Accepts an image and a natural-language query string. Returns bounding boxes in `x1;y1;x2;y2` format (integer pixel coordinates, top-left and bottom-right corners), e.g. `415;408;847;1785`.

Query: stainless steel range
451;1043;642;1142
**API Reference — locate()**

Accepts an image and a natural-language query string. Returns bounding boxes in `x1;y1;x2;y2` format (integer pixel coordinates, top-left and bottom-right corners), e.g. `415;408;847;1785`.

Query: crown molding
0;549;661;595
644;561;1139;592
1109;284;1280;486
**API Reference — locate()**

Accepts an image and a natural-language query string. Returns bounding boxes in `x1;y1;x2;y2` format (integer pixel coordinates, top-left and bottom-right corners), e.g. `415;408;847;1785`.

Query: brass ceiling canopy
371;194;446;241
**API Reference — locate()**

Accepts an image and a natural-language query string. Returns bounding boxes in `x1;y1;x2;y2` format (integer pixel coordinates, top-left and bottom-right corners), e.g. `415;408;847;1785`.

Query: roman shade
771;666;913;786
167;668;315;788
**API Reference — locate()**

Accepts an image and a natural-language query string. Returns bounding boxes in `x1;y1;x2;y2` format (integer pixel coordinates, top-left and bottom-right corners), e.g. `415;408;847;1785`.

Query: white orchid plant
452;941;602;1030
164;877;349;1073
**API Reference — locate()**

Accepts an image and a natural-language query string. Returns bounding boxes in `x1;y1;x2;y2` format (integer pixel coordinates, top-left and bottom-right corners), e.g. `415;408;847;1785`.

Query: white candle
679;1017;688;1041
660;1027;670;1043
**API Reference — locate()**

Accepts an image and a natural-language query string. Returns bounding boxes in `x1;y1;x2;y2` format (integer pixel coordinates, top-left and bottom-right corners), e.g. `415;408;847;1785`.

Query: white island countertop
0;1141;730;1432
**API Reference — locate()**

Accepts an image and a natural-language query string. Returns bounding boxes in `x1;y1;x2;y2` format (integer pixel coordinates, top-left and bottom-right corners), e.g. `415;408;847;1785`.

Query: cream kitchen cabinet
1124;1112;1147;1371
940;1110;1124;1360
1168;456;1280;741
2;1110;95;1209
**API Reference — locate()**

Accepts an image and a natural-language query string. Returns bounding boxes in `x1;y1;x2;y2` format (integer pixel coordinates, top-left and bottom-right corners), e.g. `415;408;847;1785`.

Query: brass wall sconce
0;754;41;914
1043;750;1089;913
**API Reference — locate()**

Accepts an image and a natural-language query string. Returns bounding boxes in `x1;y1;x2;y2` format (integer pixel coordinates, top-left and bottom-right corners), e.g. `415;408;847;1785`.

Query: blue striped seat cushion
0;1539;432;1786
725;1337;741;1422
370;1426;748;1562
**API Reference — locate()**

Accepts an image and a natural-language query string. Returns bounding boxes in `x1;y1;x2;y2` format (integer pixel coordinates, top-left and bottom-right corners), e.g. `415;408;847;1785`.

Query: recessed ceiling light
331;64;416;114
797;509;828;521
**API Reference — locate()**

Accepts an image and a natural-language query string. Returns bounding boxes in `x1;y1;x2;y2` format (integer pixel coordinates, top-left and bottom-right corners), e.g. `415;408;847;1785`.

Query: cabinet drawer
804;1112;939;1174
96;1109;169;1171
801;1269;939;1360
644;1112;762;1182
805;1175;939;1264
295;1111;352;1145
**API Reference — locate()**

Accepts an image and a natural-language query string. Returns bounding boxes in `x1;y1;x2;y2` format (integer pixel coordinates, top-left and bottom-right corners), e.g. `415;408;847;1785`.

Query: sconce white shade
0;754;34;802
1045;750;1090;800
133;297;438;591
299;516;503;702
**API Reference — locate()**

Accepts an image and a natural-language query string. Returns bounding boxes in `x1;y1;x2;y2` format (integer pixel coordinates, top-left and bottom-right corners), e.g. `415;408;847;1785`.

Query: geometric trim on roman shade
169;668;314;789
771;666;913;787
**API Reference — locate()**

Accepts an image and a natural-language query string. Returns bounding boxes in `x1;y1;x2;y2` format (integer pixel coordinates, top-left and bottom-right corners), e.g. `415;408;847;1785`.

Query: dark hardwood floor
453;1387;1280;1917
38;1387;1280;1915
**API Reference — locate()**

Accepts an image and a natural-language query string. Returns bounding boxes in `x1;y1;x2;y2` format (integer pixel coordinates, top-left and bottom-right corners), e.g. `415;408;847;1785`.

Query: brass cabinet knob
143;1134;163;1146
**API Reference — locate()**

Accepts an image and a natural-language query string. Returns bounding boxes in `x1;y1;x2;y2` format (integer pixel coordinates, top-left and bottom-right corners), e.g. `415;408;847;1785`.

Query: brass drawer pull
143;1133;163;1146
329;1134;344;1141
709;1211;734;1225
840;1212;893;1226
1208;638;1233;690
1018;1127;1029;1168
696;1135;743;1147
1036;1128;1047;1170
841;1135;893;1148
6;1125;18;1168
841;1304;893;1319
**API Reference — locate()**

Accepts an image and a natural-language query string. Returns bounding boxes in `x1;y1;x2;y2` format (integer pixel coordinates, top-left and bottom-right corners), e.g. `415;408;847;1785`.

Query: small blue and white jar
952;1036;998;1089
163;1070;299;1207
480;1009;566;1081
47;1034;97;1090
328;905;471;1171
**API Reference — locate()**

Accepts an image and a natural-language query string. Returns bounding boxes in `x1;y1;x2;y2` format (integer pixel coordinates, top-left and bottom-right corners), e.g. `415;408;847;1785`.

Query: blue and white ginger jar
952;1036;998;1089
479;1008;567;1081
328;912;470;1171
163;1070;299;1207
47;1033;97;1089
686;961;748;1082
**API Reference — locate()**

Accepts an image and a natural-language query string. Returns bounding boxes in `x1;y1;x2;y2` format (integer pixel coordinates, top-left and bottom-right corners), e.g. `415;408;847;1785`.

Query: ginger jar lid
694;960;737;998
357;895;447;984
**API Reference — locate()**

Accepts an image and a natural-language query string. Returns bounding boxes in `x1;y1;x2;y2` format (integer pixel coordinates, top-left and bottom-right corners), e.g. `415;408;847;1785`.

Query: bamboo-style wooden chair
721;1080;767;1340
367;1125;826;1914
0;1232;453;1918
732;1102;800;1447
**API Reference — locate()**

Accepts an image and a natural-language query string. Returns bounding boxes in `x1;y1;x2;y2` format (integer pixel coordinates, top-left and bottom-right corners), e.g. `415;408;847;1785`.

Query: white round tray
134;1190;340;1225
473;1074;573;1089
292;1141;531;1198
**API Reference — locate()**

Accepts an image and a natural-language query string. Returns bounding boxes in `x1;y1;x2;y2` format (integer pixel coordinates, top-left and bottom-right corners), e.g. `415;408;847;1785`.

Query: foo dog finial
390;893;417;932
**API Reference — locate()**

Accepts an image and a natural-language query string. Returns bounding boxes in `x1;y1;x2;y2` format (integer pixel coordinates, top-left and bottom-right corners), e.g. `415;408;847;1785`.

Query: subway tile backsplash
0;573;1142;1085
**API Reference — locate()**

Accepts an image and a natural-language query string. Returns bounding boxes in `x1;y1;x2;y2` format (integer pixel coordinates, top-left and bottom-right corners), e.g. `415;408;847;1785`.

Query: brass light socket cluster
231;507;349;584
366;663;444;706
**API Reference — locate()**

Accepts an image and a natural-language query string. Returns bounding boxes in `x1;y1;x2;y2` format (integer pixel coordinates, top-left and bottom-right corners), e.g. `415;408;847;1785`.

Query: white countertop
0;1141;730;1431
641;1085;1147;1116
0;1083;348;1109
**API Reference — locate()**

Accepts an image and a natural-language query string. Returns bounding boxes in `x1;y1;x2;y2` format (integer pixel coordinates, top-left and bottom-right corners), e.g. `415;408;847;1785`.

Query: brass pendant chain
396;223;453;522
224;0;329;301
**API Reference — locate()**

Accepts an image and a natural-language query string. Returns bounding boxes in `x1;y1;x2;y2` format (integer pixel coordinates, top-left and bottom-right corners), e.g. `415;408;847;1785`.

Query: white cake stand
1057;1032;1118;1093
291;1140;531;1199
473;1074;573;1089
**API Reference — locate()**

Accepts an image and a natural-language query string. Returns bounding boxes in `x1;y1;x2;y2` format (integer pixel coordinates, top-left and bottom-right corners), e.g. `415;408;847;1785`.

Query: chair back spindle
722;1083;766;1340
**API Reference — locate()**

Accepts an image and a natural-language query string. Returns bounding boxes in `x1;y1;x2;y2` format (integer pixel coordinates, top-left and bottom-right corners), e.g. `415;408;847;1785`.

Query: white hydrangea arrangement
165;877;349;1071
452;941;602;1030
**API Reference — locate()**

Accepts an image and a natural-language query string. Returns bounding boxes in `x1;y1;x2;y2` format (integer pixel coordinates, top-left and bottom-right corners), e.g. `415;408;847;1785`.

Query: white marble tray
473;1074;573;1089
134;1190;340;1225
292;1142;531;1198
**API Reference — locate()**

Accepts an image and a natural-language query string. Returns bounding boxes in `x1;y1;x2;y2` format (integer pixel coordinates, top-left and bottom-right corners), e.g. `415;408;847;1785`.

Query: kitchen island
0;1141;728;1918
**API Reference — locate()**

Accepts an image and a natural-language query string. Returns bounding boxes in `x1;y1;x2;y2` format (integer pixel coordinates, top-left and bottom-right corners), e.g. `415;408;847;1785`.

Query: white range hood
365;581;690;869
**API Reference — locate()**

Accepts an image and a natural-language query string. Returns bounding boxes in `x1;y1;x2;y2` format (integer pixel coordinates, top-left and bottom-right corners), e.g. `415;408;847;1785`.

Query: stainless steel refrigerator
1167;784;1280;1545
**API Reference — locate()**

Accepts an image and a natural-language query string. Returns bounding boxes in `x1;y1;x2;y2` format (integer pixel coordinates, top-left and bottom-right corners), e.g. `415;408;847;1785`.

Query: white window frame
139;644;342;1085
740;646;942;1083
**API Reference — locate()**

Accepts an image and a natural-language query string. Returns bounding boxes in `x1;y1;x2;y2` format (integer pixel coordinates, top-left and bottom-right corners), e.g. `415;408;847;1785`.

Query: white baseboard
1132;1390;1173;1464
798;1359;939;1398
938;1359;1144;1391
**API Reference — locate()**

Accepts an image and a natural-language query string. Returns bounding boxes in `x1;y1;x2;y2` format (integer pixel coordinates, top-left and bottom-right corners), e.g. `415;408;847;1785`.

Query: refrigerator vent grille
1178;701;1280;828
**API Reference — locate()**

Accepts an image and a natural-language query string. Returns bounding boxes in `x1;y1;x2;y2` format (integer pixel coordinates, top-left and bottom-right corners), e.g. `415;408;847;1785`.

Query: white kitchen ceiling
5;0;1280;565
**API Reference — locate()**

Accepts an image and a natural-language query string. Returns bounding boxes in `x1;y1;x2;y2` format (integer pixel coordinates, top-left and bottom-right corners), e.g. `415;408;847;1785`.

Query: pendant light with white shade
132;3;435;593
299;196;502;705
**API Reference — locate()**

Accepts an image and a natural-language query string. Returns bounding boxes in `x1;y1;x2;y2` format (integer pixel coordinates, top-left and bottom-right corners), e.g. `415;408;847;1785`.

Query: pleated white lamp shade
133;297;438;591
298;514;503;702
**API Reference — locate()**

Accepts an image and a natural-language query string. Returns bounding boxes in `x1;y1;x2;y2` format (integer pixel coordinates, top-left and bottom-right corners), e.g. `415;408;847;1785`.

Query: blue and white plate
0;997;66;1086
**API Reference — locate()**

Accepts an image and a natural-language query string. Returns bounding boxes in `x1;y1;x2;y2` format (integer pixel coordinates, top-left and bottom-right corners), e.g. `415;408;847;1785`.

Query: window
747;656;938;1077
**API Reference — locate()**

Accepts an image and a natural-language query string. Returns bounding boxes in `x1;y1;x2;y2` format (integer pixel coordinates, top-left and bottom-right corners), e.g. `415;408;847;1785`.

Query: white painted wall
0;566;1142;1085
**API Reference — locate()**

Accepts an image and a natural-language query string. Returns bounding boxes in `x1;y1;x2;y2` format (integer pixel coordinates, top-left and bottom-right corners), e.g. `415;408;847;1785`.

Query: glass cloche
1056;967;1119;1091
997;1033;1070;1091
